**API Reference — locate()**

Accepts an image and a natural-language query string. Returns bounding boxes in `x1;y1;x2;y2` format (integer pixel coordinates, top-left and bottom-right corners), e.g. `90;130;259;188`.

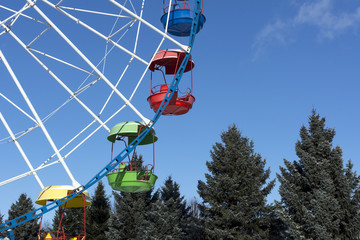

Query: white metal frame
0;112;44;189
0;50;80;188
0;0;177;188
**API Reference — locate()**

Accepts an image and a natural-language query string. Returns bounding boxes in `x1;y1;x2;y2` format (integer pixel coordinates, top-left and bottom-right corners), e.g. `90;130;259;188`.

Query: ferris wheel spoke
27;25;51;47
29;48;101;78
0;78;98;144
29;1;152;125
1;24;112;133
0;3;31;29
1;50;134;188
132;0;145;53
0;113;44;189
0;50;80;188
38;101;127;172
110;0;189;52
33;104;125;176
61;104;128;161
86;17;137;95
0;93;37;124
33;0;151;119
58;6;134;19
0;4;47;25
108;19;136;39
99;6;143;116
41;0;149;65
128;31;170;102
0;160;60;188
1;118;101;188
0;119;107;187
99;58;133;115
121;0;170;102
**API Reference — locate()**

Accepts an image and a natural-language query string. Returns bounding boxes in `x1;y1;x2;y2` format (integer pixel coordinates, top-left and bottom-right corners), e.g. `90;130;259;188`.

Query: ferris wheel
0;0;205;236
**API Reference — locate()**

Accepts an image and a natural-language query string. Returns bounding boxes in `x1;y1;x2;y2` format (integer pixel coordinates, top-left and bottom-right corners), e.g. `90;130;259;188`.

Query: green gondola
106;122;158;193
107;164;158;192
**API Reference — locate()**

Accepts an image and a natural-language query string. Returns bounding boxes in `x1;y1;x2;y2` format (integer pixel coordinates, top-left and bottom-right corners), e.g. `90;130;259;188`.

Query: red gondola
147;49;195;116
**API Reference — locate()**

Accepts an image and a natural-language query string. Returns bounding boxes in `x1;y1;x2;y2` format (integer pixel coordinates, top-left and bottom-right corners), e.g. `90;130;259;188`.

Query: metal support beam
109;0;190;53
0;112;44;189
0;50;80;188
32;0;151;126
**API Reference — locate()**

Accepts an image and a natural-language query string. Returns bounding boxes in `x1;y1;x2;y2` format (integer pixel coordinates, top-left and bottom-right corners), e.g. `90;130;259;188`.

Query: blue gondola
161;0;206;37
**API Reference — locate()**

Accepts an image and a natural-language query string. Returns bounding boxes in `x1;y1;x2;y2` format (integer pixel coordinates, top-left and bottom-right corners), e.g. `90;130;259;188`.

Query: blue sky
1;0;360;225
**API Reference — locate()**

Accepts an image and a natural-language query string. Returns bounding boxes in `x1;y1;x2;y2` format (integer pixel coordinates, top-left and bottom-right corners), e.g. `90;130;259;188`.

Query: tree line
1;110;360;239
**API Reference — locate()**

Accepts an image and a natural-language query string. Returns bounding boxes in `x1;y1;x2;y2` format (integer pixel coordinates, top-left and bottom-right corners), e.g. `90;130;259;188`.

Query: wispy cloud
252;19;288;61
295;0;360;38
252;0;360;61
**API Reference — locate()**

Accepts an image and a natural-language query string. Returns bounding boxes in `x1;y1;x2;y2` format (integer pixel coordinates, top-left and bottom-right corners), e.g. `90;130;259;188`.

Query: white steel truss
0;0;178;188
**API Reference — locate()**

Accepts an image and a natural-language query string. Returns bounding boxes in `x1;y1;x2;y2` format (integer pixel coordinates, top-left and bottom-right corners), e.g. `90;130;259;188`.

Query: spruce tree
160;177;205;240
198;124;275;239
86;181;111;240
143;176;187;239
106;190;159;239
277;110;360;239
7;193;39;240
144;199;184;239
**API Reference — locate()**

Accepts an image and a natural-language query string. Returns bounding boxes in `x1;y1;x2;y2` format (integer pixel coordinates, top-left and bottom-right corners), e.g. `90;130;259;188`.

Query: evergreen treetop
198;124;275;239
277;110;360;239
160;176;188;214
87;180;111;240
7;193;39;240
144;176;191;239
